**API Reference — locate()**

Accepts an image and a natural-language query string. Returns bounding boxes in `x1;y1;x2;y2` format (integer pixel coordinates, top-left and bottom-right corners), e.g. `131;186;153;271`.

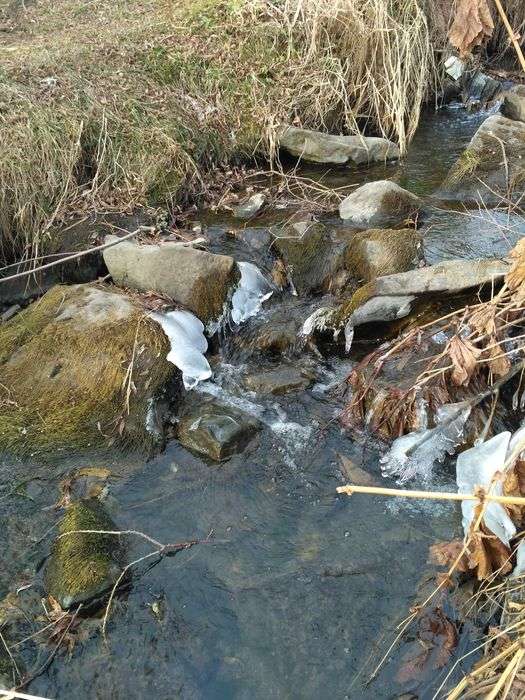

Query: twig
336;484;525;506
0;227;152;285
493;0;525;73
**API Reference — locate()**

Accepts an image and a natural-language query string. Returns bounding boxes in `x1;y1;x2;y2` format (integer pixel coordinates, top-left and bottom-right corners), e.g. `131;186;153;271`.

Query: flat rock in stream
44;499;125;610
178;400;260;462
442;114;525;204
0;284;175;455
303;257;510;339
103;236;239;323
278;126;400;165
339;181;421;228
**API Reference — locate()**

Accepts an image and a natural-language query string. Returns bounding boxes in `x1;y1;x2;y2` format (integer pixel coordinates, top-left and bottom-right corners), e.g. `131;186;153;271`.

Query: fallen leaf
449;0;494;57
507;239;525;300
447;335;481;386
429;539;469;572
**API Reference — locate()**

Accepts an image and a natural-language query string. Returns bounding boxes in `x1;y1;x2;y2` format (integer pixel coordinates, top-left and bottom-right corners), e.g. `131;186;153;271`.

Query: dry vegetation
0;0;444;262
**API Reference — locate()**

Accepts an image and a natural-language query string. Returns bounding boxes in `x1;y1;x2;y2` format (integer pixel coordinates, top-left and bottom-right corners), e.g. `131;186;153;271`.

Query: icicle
456;432;516;546
231;262;272;325
380;402;471;483
150;309;212;390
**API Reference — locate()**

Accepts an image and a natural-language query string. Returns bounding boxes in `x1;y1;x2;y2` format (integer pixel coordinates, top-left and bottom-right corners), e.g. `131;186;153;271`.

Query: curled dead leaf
447;335;481;386
448;0;494;57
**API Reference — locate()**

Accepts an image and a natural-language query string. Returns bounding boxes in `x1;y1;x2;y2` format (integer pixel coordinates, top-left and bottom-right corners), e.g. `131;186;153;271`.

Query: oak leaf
448;335;481;386
449;0;494;57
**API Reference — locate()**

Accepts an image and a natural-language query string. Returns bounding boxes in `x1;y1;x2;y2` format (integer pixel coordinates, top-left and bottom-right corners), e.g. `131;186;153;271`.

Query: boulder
243;366;314;395
44;500;124;609
272;220;346;295
501;85;525;123
278;126;399;165
177;400;260;461
0;284;175;455
339;181;421;228
103;236;239;323
345;228;422;281
442;114;525;204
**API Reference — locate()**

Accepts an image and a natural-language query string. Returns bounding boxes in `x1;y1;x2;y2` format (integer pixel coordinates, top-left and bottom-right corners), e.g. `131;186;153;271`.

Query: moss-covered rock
442;114;525;204
272;221;346;295
0;284;176;456
44;500;124;610
345;228;421;282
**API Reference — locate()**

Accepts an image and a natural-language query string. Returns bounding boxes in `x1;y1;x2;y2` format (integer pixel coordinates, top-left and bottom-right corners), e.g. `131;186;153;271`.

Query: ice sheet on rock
231;262;273;325
380;402;471;484
456;431;516;546
150;309;212;390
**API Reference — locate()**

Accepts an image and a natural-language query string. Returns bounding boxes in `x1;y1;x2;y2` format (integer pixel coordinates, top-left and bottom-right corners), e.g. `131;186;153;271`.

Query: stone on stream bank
345;228;422;282
0;284;175;456
501;85;525;123
278;126;400;165
178;400;260;462
442;114;525;204
44;500;124;610
339;180;421;227
103;236;239;323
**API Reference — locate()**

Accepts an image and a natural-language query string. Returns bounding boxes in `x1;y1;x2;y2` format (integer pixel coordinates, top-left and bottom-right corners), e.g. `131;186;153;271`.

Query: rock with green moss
345;228;421;282
44;500;124;610
442;114;525;204
0;284;176;456
103;236;239;323
272;220;347;295
339;181;421;228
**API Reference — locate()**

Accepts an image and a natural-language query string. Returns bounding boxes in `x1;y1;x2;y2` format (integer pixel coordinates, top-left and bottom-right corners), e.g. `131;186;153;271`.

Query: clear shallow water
2;105;519;699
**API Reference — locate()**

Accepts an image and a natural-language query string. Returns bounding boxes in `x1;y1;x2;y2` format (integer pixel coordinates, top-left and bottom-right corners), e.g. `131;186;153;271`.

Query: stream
2;104;523;699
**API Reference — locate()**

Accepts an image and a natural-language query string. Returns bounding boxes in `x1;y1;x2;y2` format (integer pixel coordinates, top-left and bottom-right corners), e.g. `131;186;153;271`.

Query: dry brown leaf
447;335;481;386
429;539;469;572
448;0;494;57
507;239;525;300
468;524;512;580
485;345;511;378
504;460;525;524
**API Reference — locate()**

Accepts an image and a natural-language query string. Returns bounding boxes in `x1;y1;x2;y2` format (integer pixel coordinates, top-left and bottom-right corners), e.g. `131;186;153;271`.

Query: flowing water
2;104;523;699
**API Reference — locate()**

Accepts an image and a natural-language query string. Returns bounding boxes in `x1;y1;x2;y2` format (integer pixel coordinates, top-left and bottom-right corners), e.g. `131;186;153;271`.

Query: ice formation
231;262;273;325
150;309;212;390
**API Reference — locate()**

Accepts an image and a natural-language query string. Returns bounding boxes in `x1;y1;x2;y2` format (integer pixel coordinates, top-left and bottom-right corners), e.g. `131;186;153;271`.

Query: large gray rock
278;126;399;165
103;236;239;323
501;85;525;123
339;181;421;228
442;114;525;204
345;228;421;282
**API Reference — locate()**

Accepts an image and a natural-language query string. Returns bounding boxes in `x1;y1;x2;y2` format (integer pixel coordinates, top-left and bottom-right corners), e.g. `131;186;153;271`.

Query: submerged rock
178;400;260;461
103;236;239;323
233;193;266;219
0;284;175;455
272;220;346;295
44;500;124;610
345;228;421;281
501;85;525;123
339;181;421;228
243;366;314;395
442;114;525;204
278;126;399;165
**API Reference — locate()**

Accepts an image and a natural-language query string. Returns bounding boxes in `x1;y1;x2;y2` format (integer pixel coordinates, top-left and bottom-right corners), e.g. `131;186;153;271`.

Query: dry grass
0;0;443;263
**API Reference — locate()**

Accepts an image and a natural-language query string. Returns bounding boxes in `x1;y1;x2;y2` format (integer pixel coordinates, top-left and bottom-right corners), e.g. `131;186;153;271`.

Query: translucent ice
231;262;273;325
150;309;212;390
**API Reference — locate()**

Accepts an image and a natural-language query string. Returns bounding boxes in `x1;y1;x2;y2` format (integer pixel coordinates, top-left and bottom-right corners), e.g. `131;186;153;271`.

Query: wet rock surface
345;228;422;281
44;499;124;610
501;85;525;123
177;399;260;461
243;366;314;395
103;236;239;323
278;126;400;165
339;180;421;227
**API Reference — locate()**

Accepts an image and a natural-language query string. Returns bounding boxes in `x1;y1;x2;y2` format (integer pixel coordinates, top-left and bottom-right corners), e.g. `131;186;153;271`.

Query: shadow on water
2;104;520;699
